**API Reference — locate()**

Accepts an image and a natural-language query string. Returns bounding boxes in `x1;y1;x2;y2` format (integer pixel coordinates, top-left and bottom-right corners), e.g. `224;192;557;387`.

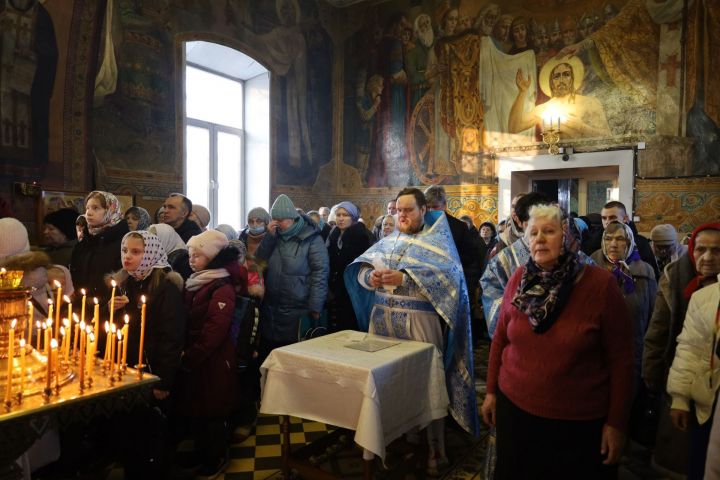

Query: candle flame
50;339;58;349
54;280;61;288
63;318;70;327
124;314;129;324
73;313;79;323
42;322;47;330
111;324;117;333
89;333;95;342
104;321;109;332
86;325;92;334
117;331;123;341
36;320;41;328
80;321;86;329
60;326;66;336
0;267;5;274
111;279;117;288
48;298;53;305
47;318;53;326
27;300;32;307
81;288;86;295
19;339;26;348
141;295;146;304
63;295;71;303
10;318;17;329
93;297;99;305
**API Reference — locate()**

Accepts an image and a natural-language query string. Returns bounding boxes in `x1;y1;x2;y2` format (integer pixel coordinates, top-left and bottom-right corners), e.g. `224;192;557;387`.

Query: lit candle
53;340;60;390
138;295;147;375
59;326;67;362
46;300;53;340
80;289;87;325
5;319;16;404
45;339;55;393
72;314;80;360
44;321;51;357
64;295;72;338
116;331;123;375
53;280;62;339
109;324;117;375
109;280;117;327
103;322;111;365
87;332;96;382
62;318;70;361
19;338;26;392
92;298;100;341
26;301;33;341
78;323;86;388
121;315;129;369
35;321;41;351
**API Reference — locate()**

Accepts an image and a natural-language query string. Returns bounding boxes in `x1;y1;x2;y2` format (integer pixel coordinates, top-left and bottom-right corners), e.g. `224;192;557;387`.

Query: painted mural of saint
508;56;610;139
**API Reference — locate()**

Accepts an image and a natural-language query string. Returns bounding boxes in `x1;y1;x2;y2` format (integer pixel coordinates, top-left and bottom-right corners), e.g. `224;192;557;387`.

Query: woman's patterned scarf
601;222;640;294
87;191;123;236
121;231;169;280
511;212;583;334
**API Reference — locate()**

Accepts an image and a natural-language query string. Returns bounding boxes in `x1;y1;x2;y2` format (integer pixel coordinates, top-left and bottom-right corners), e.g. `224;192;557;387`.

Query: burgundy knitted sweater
487;265;634;431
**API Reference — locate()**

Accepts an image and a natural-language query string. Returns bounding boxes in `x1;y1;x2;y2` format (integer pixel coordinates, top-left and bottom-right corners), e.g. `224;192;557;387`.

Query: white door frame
497;150;634;220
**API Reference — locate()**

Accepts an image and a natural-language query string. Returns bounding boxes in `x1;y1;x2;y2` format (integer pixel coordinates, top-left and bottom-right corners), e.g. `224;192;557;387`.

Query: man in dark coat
424;185;482;308
161;193;201;242
581;201;659;278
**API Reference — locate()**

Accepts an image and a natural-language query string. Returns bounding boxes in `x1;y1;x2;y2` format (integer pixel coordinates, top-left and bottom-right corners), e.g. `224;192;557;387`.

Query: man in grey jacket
255;194;329;360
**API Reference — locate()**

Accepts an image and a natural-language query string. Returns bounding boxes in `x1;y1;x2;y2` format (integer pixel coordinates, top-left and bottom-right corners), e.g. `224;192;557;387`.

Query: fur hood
0;250;52;272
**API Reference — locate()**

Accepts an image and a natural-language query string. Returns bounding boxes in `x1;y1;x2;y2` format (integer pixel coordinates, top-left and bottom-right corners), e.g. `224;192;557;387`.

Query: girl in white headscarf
112;231;185;399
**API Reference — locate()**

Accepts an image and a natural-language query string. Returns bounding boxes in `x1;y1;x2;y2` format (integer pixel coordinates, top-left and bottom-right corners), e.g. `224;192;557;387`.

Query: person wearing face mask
239;207;271;299
644;223;720;478
254;195;328;360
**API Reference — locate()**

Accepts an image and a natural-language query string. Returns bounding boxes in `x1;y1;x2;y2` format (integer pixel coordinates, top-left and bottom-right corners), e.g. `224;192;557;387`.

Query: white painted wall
497;150;635;220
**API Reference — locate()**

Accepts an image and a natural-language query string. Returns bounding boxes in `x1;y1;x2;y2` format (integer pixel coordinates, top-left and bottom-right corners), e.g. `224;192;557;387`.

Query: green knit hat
270;194;299;220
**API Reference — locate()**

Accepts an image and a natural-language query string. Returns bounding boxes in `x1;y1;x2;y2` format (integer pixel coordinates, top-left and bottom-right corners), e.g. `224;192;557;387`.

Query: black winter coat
70;220;129;303
326;222;373;332
119;271;186;391
174;218;202;243
446;213;482;293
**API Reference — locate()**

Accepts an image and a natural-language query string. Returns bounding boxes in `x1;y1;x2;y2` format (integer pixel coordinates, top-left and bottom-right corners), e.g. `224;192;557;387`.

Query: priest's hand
670;408;689;431
369;269;384;288
481;393;496;427
380;270;404;287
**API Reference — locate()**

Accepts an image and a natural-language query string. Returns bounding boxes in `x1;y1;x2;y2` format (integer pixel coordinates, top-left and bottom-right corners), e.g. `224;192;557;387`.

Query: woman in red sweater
481;204;634;479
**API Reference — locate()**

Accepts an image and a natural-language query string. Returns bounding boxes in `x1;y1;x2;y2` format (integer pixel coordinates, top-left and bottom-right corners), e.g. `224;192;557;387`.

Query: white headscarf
148;223;187;255
121;231;170;280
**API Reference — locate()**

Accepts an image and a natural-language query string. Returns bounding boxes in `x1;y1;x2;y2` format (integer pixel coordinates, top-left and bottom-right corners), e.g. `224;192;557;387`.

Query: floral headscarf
121;231;170;280
684;222;720;300
511;208;584;334
86;191;123;236
601;221;641;294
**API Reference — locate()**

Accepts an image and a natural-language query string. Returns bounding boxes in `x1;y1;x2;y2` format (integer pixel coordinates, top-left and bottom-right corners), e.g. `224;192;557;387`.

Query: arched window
183;40;269;229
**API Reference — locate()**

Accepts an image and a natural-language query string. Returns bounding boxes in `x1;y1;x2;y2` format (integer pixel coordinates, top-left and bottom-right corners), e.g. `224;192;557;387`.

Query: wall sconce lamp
541;114;562;155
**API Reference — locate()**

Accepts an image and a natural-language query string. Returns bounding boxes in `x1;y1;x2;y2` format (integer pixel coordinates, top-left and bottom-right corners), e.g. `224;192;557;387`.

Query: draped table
259;330;448;479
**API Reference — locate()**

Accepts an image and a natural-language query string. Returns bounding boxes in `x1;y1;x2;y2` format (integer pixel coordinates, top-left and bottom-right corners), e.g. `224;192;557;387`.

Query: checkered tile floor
223;415;335;480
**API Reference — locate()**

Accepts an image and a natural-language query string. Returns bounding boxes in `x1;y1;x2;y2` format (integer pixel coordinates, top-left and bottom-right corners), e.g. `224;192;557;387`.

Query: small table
260;330;449;479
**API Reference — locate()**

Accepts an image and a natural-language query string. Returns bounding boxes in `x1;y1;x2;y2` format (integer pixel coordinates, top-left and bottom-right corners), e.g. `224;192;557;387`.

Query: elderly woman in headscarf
591;221;657;390
326;201;373;332
381;214;397;238
124;206;151;232
482;204;634;479
70;191;129;304
148;223;192;281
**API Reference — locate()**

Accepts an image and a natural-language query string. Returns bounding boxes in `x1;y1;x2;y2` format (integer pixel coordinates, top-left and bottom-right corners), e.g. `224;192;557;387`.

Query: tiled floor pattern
221;414;486;480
